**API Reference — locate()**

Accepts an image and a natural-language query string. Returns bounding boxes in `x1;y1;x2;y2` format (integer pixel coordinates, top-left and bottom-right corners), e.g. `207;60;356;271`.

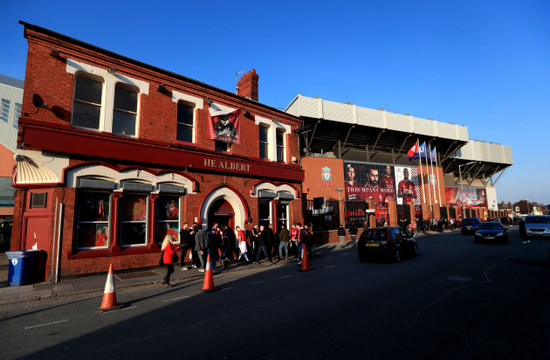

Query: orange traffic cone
298;243;314;272
201;254;218;292
96;264;124;312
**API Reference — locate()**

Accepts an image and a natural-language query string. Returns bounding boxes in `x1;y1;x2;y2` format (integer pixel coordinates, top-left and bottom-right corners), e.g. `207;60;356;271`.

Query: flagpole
418;139;426;204
429;145;437;204
435;149;442;205
424;144;432;209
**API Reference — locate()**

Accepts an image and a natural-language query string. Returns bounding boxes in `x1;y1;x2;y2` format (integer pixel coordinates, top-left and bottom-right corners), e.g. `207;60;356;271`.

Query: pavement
0;230;450;307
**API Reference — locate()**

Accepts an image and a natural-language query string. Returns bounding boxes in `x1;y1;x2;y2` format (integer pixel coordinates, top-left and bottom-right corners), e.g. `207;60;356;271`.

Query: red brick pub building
12;22;303;280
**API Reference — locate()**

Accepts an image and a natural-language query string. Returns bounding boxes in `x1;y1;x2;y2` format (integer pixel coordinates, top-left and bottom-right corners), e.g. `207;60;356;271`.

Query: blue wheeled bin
5;250;45;286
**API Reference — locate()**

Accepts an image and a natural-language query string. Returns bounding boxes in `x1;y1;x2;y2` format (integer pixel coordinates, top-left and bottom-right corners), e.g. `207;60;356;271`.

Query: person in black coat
349;223;358;248
194;226;210;272
254;224;273;265
338;224;346;248
179;222;195;270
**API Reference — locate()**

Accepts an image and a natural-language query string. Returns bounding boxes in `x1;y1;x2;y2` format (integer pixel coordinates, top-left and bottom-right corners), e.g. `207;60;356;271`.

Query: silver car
525;215;550;239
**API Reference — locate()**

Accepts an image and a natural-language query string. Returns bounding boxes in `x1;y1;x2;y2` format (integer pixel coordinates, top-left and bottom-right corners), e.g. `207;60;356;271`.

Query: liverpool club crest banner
208;106;241;145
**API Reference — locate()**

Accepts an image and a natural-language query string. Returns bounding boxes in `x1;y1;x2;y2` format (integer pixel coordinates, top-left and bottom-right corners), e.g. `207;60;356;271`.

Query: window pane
114;86;137;112
122;195;147;221
260;143;267;159
258;199;271;226
158;222;180;243
177;124;193;142
177;102;194;125
259;126;268;142
13;103;21;128
0;177;15;206
76;191;110;249
277;147;284;162
215;141;229;151
120;223;147;246
276;130;284;146
75;76;102;104
113;111;136;136
73;101;101;129
120;194;148;246
1;99;10;122
77;223;110;248
158;196;180;221
78;193;110;222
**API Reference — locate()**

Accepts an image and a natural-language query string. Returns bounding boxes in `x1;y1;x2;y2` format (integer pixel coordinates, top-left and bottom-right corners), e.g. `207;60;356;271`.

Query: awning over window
158;183;187;194
122;181;154;192
277;191;294;200
77;178;116;190
258;190;277;199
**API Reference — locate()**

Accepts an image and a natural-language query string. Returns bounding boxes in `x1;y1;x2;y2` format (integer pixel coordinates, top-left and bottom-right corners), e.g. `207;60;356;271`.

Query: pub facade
11;22;304;279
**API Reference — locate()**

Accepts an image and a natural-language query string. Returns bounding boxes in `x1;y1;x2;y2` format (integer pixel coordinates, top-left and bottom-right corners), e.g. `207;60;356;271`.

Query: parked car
357;227;418;262
474;222;508;244
461;217;482;235
524;215;550;239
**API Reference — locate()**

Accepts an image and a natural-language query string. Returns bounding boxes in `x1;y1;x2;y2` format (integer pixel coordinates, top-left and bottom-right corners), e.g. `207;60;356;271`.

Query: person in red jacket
235;226;250;262
161;234;180;288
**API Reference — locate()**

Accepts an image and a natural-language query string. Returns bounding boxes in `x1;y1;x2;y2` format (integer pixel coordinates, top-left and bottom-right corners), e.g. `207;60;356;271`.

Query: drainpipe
54;202;64;283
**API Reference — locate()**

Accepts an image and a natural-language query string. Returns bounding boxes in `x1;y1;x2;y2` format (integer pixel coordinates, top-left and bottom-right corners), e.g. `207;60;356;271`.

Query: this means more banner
344;161;421;206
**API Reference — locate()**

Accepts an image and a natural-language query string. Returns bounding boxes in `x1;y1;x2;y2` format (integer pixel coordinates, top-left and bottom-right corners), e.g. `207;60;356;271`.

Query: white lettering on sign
204;158;251;172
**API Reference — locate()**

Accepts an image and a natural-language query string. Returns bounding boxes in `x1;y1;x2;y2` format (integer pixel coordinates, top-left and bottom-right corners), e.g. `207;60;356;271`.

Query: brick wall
22;29;301;163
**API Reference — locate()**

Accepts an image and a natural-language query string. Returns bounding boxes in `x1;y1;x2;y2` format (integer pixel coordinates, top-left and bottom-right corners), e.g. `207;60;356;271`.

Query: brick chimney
237;69;259;101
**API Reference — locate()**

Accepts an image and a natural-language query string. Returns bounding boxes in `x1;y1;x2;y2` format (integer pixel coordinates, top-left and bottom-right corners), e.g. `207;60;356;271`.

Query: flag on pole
407;141;419;159
430;147;437;162
419;142;427;160
417;139;426;204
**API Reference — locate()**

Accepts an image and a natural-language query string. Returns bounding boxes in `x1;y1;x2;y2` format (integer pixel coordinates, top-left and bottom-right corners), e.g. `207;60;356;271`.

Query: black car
358;227;418;262
474;222;508;244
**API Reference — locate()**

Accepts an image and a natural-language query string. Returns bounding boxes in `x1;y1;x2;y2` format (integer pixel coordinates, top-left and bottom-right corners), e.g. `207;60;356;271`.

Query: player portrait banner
445;187;487;209
208;106;241;145
394;165;421;206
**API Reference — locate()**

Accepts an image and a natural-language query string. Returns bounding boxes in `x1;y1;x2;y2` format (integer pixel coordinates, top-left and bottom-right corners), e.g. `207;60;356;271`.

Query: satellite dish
32;94;48;108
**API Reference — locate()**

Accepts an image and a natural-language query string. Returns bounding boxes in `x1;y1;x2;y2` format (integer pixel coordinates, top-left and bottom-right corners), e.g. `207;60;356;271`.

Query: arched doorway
207;198;235;230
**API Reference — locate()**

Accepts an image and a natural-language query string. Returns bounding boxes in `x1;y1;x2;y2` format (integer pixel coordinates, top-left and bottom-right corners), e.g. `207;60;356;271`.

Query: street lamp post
458;161;476;217
335;188;344;226
335;188;343;201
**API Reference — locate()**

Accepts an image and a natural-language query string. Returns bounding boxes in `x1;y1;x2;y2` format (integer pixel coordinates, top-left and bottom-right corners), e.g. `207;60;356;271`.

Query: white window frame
255;115;290;162
157;195;181;244
75;190;112;250
176;101;195;143
66;59;149;137
259;124;269;159
119;192;149;247
113;83;139;137
172;90;203;144
276;128;285;162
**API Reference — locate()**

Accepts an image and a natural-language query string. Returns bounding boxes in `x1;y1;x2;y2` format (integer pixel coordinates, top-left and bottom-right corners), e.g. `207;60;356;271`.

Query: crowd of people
159;221;315;287
159;215;516;286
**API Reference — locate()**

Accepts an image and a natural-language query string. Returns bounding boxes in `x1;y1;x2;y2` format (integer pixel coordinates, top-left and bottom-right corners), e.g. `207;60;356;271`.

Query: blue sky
2;1;549;204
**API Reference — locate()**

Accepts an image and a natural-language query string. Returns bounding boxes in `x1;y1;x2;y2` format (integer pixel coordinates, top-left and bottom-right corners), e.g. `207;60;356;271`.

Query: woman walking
236;226;250;262
161;233;179;288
